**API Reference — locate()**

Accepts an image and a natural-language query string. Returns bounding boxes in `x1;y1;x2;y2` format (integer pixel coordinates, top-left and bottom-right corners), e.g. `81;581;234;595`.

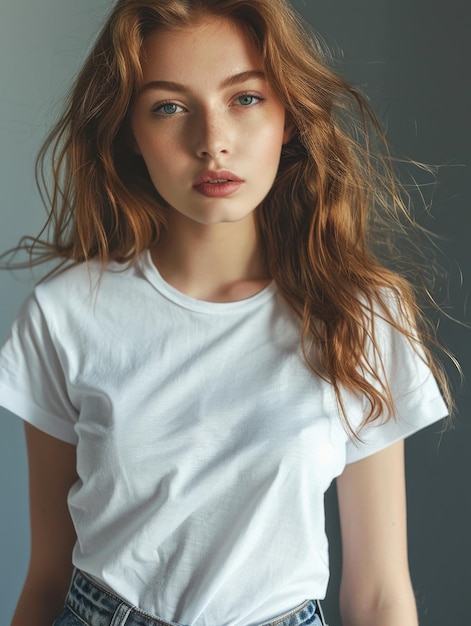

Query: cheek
137;137;175;176
253;123;285;166
131;115;171;166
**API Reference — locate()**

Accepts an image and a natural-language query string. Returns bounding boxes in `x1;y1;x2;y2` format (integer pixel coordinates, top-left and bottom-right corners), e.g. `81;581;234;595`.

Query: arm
11;423;77;626
336;439;418;626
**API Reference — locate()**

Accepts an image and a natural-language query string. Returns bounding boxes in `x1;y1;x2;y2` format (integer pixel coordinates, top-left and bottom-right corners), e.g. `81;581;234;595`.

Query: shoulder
5;256;149;354
358;286;431;382
360;287;413;330
33;256;146;315
35;257;134;298
355;287;421;368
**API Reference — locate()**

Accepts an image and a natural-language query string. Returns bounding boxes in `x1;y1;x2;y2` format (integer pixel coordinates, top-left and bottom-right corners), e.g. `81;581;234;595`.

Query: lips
192;170;244;198
193;170;244;186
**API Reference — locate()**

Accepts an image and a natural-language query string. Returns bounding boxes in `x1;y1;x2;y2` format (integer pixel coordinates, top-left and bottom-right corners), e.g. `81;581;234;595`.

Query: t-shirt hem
0;382;78;444
346;394;448;464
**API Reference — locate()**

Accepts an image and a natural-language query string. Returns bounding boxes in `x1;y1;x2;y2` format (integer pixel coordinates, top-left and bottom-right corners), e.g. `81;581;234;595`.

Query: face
130;17;290;228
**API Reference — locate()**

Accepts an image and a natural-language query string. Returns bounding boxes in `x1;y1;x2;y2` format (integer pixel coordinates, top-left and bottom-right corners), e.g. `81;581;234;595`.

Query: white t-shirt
0;251;447;626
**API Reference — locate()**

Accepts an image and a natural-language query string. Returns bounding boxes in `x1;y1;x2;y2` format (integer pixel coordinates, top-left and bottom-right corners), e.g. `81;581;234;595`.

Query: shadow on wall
291;1;470;625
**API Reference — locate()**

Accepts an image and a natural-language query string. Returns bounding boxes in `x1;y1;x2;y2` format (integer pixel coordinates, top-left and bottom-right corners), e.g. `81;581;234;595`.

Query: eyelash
151;101;186;116
151;92;266;116
234;92;265;107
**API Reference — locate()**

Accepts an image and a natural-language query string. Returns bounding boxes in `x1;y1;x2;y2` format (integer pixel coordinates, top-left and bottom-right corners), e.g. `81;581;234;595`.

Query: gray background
0;1;469;624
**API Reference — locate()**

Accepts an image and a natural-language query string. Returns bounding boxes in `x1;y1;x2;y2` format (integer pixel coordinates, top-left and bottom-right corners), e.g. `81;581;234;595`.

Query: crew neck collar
138;250;278;314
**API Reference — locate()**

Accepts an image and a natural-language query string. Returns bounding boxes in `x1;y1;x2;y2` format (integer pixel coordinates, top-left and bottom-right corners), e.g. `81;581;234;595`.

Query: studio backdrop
0;2;469;625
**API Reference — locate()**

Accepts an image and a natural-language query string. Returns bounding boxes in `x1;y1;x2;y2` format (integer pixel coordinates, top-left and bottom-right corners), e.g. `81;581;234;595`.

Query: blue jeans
52;569;326;626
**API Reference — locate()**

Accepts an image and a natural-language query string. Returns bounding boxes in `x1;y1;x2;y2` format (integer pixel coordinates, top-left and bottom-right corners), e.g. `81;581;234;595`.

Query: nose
194;108;231;159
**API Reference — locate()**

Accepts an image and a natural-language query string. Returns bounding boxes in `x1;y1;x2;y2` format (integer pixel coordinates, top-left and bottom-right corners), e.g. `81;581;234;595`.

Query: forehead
140;17;263;83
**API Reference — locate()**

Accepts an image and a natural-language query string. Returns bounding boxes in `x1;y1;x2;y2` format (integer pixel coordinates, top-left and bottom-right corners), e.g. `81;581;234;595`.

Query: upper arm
10;424;78;625
24;421;77;584
336;439;417;623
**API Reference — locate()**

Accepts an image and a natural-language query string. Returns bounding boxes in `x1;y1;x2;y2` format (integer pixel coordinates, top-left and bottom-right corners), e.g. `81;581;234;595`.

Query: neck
151;213;271;303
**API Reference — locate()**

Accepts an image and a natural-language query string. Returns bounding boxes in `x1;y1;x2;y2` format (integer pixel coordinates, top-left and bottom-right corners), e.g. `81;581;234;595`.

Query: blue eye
237;94;262;106
154;102;184;115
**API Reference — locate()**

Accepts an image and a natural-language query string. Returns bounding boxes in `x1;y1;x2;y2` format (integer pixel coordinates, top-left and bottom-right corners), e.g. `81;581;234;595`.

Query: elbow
339;579;419;626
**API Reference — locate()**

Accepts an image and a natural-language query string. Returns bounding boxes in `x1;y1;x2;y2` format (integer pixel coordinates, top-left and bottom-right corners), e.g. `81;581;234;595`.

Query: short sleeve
345;299;448;464
0;293;78;444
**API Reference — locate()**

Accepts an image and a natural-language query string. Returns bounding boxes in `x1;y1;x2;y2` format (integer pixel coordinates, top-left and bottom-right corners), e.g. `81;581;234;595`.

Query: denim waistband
58;569;326;626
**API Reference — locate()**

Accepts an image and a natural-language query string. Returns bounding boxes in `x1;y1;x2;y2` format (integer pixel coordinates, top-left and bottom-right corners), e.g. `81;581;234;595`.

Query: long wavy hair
7;0;452;432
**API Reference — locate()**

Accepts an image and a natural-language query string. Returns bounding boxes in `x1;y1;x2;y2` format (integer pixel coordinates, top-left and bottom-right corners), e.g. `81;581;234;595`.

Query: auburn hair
9;0;452;433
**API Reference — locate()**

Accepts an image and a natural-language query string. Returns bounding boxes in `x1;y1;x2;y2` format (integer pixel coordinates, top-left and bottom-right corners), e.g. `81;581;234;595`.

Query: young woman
0;1;450;625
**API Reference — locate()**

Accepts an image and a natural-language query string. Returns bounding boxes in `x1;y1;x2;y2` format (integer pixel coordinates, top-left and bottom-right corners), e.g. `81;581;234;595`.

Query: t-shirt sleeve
0;293;78;444
345;299;448;464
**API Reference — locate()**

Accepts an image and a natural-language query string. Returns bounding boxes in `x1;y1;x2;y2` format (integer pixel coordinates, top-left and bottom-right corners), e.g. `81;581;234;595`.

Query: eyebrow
139;70;267;95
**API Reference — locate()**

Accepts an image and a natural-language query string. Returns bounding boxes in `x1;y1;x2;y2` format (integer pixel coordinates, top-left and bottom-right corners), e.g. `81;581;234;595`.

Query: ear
282;115;296;145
